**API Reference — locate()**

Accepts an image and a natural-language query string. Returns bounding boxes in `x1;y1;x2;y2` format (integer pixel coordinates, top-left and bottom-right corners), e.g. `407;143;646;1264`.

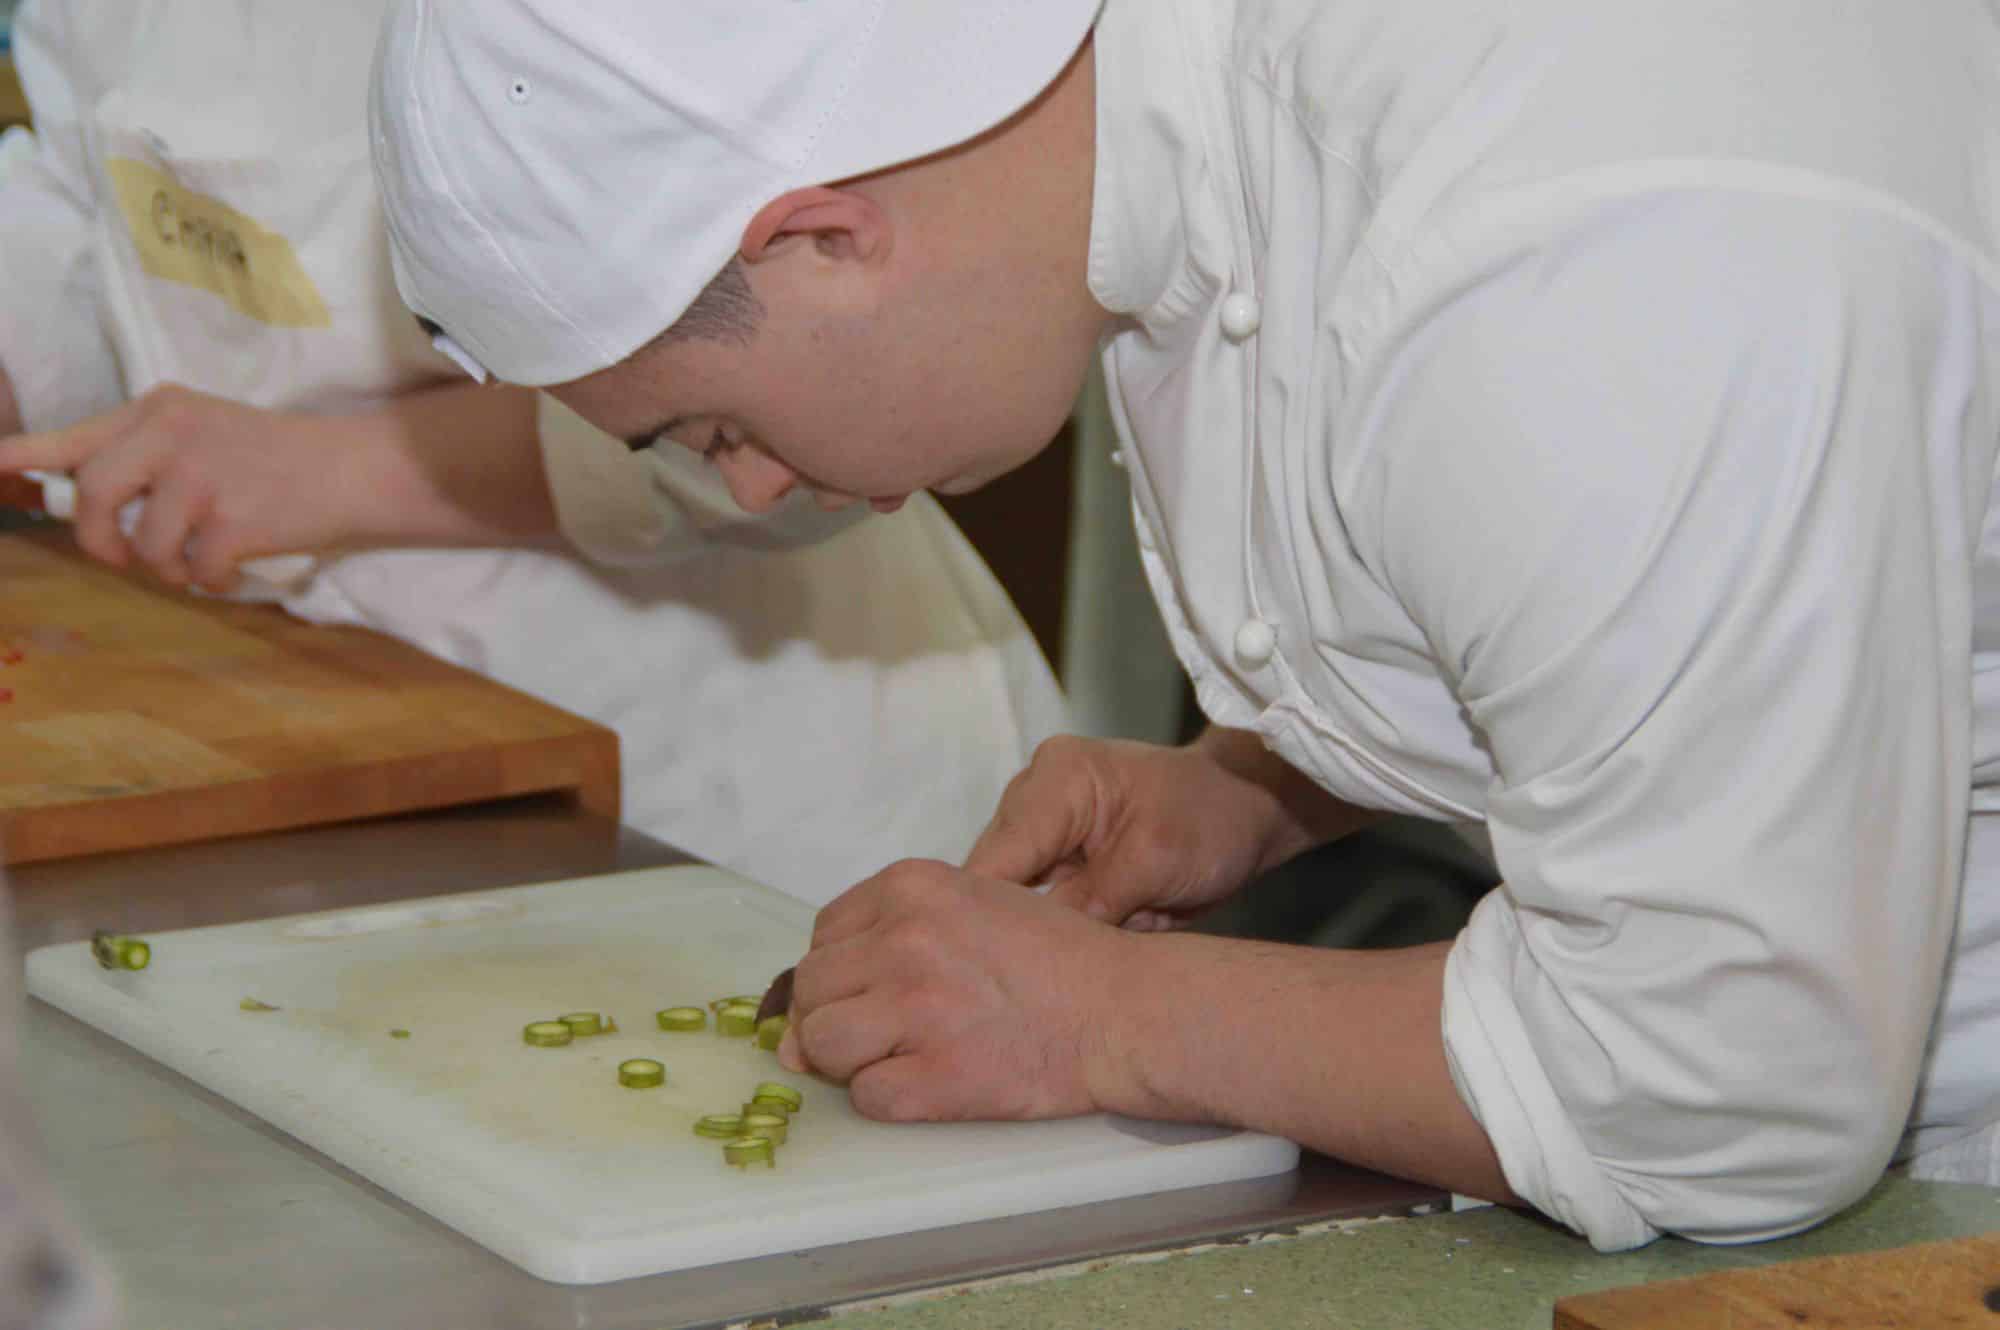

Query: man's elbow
1603;1099;1905;1249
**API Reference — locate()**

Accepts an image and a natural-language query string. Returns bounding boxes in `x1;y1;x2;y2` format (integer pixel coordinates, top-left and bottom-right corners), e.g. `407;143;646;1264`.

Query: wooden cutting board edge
1;724;619;865
1553;1230;2000;1329
1;530;622;864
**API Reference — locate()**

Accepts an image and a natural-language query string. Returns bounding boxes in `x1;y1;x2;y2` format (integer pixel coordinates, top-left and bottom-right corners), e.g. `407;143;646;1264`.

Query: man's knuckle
884;914;940;962
855;1074;927;1122
878;858;945;904
1032;734;1087;771
140;385;200;438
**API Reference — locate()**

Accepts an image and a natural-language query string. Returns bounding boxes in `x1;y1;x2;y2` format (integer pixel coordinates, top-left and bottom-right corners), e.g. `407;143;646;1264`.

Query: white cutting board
25;865;1298;1284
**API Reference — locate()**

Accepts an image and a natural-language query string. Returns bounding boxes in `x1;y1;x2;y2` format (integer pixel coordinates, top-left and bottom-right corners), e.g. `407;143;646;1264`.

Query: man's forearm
1099;932;1520;1204
330;380;557;548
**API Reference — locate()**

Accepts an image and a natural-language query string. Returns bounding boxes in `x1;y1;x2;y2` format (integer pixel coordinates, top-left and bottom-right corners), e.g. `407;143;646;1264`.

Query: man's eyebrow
623;415;692;452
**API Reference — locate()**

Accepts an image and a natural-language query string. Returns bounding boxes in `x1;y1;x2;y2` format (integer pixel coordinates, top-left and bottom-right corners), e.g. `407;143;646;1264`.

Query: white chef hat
369;0;1104;387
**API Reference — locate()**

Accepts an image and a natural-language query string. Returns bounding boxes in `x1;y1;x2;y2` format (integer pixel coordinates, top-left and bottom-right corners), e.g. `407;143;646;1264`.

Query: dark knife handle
0;473;47;513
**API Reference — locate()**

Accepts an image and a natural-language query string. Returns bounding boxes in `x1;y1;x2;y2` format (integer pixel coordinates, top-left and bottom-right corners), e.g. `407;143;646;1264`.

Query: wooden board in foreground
1555;1231;2000;1329
0;530;618;864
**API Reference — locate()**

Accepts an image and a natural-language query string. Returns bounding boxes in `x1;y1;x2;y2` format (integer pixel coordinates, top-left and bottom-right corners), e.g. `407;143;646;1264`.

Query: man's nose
718;448;797;514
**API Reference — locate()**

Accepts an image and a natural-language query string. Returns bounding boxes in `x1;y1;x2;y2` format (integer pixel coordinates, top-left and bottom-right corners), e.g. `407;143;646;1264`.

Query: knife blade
756;967;795;1024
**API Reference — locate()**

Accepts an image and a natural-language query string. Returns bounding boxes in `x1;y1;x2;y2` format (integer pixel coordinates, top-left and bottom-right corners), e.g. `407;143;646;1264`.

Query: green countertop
817;1176;2000;1330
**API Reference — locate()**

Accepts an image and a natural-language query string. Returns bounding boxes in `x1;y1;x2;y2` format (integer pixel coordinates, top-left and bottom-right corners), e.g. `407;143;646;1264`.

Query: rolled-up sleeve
1357;191;1979;1248
0;0;125;430
536;392;864;567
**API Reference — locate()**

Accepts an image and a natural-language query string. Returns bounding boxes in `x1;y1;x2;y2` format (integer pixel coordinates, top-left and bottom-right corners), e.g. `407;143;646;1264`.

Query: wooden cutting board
0;529;618;864
1554;1231;2000;1329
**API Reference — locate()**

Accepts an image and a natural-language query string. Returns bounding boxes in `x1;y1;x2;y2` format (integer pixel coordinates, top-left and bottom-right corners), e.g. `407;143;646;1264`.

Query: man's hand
0;385;357;590
0;379;550;592
775;855;1516;1203
778;859;1144;1121
964;730;1382;931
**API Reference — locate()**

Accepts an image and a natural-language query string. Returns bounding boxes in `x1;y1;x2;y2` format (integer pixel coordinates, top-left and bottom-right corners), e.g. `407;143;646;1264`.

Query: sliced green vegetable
240;997;280;1012
693;1113;745;1139
710;994;758;1013
560;1011;604;1038
618;1058;665;1089
723;1136;776;1169
656;1006;707;1032
523;1020;574;1048
756;1015;789;1051
716;1001;759;1038
389;1029;411;1040
90;932;150;972
751;1082;803;1113
742;1112;788;1145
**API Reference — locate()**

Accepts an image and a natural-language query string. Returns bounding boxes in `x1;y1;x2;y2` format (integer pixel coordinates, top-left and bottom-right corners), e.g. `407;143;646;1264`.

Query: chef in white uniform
0;0;1068;903
372;0;2000;1251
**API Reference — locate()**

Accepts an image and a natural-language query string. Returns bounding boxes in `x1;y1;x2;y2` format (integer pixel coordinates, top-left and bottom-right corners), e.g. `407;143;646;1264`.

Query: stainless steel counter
9;798;1446;1330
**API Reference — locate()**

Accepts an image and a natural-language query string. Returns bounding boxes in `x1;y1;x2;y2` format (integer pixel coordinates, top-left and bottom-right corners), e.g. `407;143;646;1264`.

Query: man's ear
739;187;890;266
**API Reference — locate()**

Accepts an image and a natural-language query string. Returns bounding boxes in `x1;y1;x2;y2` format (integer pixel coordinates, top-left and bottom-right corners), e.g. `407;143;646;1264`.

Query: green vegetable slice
723;1136;776;1169
240;997;280;1012
751;1082;803;1113
389;1029;411;1040
657;1006;707;1032
716;1002;759;1038
560;1011;604;1038
756;1015;789;1050
90;932;150;972
618;1059;666;1089
523;1021;574;1047
710;994;759;1012
693;1114;745;1139
742;1112;788;1145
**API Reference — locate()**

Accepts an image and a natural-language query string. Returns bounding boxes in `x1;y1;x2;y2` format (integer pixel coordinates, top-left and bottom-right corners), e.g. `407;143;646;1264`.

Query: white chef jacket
1091;0;2000;1250
0;0;1068;905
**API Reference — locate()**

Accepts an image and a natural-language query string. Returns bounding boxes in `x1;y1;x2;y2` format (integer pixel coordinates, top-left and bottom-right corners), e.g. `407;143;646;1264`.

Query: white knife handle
27;470;318;594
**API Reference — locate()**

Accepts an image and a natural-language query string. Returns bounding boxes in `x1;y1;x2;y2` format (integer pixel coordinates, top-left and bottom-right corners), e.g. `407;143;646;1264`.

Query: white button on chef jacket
1220;293;1262;342
1233;617;1277;668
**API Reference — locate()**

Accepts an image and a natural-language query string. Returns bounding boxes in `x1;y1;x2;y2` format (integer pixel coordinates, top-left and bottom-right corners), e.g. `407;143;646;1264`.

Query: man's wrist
1190;725;1381;871
1078;928;1183;1119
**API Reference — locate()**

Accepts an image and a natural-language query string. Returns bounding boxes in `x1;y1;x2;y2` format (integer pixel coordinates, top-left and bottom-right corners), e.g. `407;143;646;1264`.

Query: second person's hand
0;383;352;592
